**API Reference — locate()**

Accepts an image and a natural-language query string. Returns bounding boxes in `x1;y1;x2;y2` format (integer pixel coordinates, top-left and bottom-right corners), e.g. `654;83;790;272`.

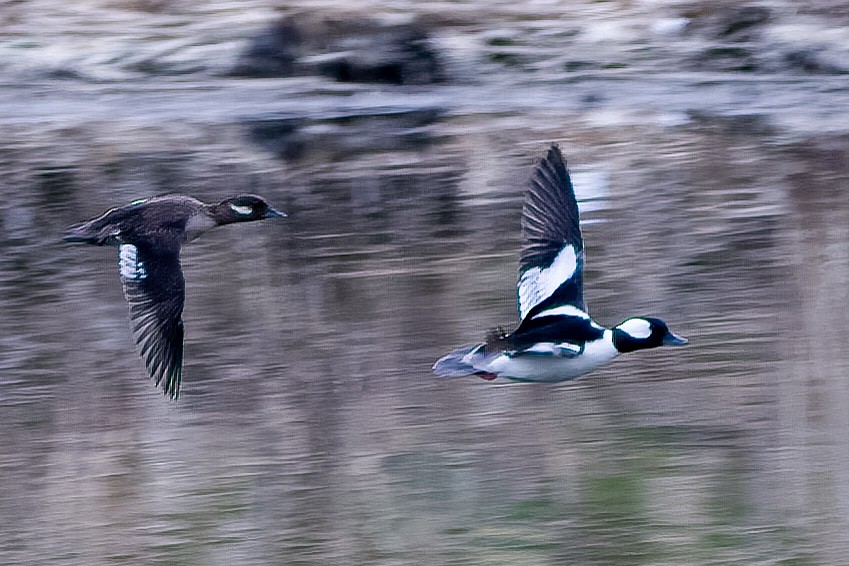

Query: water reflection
1;113;847;563
245;107;444;161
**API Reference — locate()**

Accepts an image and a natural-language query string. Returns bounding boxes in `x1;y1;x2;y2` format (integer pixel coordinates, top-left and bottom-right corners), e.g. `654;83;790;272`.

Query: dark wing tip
159;362;183;400
520;142;582;253
135;315;184;400
543;143;566;168
530;144;568;194
523;143;577;221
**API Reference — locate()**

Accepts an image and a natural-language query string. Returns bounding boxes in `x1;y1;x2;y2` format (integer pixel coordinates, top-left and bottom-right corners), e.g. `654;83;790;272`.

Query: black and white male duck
433;145;686;382
64;194;285;399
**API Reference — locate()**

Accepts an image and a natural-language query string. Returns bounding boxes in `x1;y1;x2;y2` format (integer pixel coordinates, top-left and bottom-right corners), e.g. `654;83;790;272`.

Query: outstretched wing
118;241;185;399
517;144;585;321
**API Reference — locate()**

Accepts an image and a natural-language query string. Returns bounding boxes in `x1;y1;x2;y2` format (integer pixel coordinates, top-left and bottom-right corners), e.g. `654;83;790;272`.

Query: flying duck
64;194;285;399
433;145;686;382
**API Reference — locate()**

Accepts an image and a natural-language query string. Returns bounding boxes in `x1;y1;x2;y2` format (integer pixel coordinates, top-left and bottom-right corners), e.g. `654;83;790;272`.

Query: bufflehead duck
64;194;285;399
433;145;686;382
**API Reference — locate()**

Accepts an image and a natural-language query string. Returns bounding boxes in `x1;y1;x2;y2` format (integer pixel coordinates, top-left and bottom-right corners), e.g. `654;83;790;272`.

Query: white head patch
119;244;147;281
618;318;652;339
518;245;578;321
230;204;254;216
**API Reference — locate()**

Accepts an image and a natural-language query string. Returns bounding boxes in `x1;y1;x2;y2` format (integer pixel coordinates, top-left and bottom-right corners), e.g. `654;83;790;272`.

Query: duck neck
184;209;218;242
611;328;644;353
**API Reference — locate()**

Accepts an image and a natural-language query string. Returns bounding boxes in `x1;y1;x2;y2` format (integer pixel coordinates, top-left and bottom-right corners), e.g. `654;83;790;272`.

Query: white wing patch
532;305;590;320
618;318;652;339
523;343;559;355
532;305;604;330
524;342;583;357
517;245;577;321
230;204;254;216
119;244;147;281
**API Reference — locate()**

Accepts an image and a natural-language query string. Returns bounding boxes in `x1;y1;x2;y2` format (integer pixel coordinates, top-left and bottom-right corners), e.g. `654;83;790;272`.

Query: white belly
481;332;619;382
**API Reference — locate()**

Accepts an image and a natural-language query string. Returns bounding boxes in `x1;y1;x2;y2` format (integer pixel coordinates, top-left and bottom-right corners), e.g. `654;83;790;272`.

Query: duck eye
229;204;254;216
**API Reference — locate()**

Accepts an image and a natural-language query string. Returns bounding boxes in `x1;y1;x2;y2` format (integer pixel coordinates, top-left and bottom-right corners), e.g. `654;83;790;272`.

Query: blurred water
2;1;849;565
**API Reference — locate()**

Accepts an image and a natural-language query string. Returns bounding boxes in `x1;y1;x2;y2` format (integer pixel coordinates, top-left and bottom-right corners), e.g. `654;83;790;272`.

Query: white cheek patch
619;318;652;339
518;245;577;320
119;244;147;281
230;204;254;216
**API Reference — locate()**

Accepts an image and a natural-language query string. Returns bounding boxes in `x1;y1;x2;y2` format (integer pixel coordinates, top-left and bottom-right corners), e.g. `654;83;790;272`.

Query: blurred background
2;1;849;564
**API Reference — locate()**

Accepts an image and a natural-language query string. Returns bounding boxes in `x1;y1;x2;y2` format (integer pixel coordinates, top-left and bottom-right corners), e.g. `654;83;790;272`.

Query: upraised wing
517;144;585;321
118;241;185;399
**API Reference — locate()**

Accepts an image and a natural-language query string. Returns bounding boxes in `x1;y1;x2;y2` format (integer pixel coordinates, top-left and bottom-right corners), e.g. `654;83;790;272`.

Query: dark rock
685;4;770;41
718;6;770;38
231;14;444;85
784;49;849;74
695;46;759;72
687;2;773;73
686;3;849;76
564;61;599;72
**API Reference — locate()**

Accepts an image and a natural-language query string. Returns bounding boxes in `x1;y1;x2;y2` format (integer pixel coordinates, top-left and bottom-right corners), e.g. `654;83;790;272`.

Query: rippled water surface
2;1;849;564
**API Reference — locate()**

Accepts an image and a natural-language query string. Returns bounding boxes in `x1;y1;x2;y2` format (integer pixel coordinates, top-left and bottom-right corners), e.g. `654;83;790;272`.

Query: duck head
213;195;286;224
612;317;687;353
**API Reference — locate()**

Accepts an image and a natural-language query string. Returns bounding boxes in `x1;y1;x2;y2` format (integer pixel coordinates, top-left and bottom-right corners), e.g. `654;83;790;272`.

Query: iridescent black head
612;317;687;353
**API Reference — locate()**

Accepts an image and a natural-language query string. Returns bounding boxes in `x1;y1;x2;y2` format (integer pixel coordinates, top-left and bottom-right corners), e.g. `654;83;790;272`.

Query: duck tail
432;344;483;378
63;220;117;245
63;222;97;244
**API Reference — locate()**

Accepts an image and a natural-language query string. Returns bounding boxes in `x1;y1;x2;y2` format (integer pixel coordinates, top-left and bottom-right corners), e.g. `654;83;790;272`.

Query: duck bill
264;207;287;219
662;332;688;346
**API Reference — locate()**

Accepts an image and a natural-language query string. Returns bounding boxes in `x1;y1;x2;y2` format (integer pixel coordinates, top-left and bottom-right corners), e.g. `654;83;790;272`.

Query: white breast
481;330;619;382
